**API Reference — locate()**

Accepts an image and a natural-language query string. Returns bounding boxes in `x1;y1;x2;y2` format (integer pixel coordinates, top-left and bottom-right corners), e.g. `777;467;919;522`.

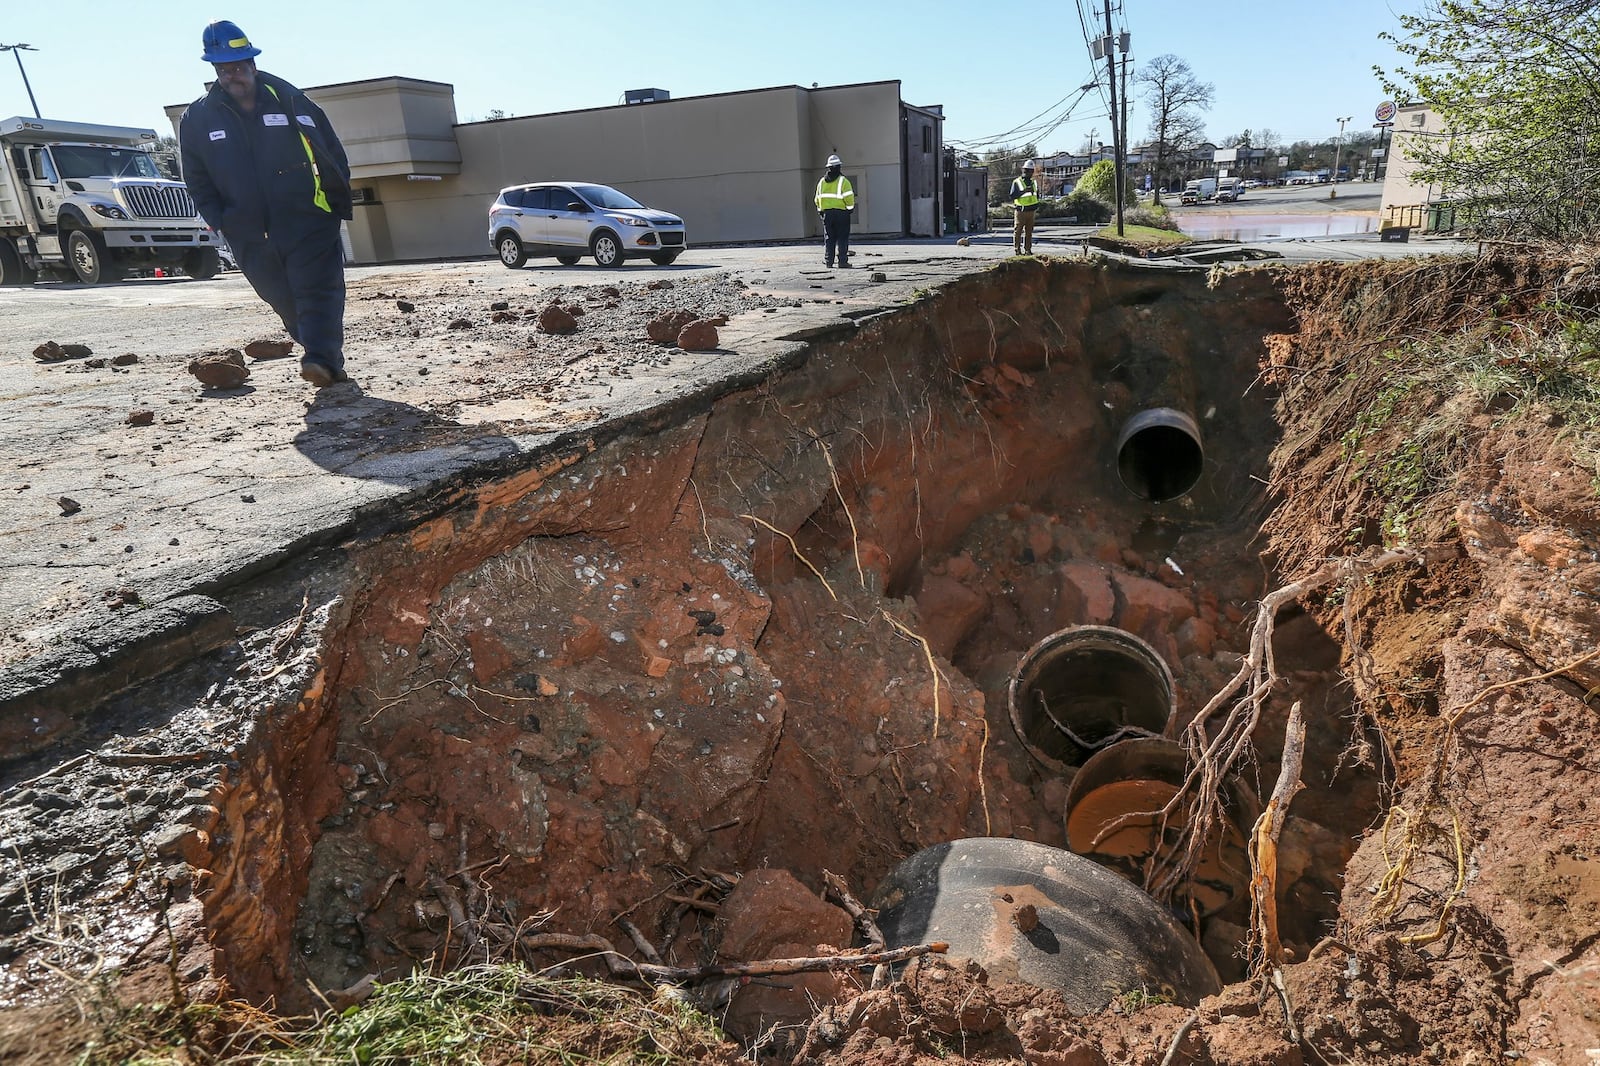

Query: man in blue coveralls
179;20;354;388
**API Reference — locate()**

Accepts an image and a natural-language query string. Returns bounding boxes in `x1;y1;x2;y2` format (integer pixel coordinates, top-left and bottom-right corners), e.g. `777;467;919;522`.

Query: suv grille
661;232;685;246
122;184;198;220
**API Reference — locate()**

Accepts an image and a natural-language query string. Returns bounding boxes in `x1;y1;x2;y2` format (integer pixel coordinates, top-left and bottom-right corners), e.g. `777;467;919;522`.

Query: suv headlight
90;203;130;220
614;215;651;228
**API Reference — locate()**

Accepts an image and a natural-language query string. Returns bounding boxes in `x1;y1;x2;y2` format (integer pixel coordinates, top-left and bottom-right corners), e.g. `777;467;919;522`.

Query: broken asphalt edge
0;256;989;774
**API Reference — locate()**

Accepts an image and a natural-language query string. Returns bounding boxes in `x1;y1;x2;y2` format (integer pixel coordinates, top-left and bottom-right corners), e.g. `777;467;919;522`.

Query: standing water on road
1170;210;1379;241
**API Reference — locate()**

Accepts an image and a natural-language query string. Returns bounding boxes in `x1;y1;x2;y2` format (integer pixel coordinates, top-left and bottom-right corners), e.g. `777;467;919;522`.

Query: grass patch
1090;224;1192;253
68;966;736;1065
1337;306;1600;547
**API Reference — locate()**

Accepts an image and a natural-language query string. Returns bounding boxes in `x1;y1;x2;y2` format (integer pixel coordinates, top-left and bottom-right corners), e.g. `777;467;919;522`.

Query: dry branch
1249;701;1306;978
1135;548;1418;905
524;929;946;986
824;870;891;988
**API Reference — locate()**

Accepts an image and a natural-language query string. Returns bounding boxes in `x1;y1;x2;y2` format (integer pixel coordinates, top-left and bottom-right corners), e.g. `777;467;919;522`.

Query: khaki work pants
1013;207;1036;254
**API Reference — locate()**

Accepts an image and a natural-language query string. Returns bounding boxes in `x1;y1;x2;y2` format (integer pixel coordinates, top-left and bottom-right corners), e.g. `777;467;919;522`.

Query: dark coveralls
179;71;353;374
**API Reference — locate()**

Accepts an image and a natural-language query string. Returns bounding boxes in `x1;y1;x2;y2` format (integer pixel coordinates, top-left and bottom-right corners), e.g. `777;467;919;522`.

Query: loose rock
677;320;719;351
126;410;155;427
537;304;579;334
243;339;295;360
647;310;696;344
188;349;250;389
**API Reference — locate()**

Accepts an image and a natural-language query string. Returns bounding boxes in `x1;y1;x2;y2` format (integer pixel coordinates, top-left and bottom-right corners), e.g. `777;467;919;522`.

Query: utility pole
1119;38;1131;204
1330;115;1351;199
0;44;41;118
1099;3;1125;236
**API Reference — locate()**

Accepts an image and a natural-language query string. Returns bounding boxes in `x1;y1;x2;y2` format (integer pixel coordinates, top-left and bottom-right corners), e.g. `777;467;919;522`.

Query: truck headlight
90;203;130;220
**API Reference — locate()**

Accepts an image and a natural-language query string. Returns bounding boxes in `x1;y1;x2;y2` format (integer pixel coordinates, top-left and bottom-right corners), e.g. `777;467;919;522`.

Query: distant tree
1380;0;1600;239
486;109;508;120
1136;55;1213;205
1074;158;1137;205
1221;130;1253;149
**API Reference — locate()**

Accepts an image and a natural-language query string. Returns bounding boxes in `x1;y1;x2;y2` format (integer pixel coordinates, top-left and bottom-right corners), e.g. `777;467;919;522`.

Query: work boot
299;360;348;388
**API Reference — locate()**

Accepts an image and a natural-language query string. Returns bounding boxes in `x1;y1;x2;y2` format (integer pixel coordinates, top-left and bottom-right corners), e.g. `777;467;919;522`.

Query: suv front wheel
497;233;527;269
590;231;622;267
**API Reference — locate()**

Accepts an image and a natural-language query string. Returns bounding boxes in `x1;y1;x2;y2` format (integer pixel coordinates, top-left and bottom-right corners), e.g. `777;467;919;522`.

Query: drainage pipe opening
1117;408;1204;503
1007;626;1175;775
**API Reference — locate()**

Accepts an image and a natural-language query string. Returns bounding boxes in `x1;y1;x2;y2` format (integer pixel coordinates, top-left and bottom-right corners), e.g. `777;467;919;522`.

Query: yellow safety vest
816;176;855;211
265;83;331;214
1012;176;1039;208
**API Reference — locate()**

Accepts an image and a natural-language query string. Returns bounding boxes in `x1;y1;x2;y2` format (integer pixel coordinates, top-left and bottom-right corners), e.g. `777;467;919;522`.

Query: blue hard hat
201;20;262;64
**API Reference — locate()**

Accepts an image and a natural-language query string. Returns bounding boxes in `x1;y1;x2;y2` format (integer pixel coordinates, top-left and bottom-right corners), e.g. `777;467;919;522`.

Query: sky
1;0;1422;155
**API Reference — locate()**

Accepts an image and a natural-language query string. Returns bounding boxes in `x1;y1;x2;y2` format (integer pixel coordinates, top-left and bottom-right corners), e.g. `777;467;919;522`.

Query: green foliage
1113;986;1175;1013
70;967;731;1066
1073;160;1138;206
1380;1;1600;241
1048;191;1113;224
1125;201;1181;232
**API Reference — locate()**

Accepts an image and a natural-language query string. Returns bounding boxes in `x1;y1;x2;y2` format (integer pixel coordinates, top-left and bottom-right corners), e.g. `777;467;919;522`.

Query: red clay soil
4;253;1600;1065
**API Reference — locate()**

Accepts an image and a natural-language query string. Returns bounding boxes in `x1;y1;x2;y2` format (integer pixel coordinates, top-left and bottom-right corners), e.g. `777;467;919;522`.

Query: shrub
1125;202;1181;232
1073;160;1139;207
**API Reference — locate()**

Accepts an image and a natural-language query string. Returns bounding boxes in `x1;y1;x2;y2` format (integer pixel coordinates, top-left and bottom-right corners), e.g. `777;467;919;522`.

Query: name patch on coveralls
263;113;289;126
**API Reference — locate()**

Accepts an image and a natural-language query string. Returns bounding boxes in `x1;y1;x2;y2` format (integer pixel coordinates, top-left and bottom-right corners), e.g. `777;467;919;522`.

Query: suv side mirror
566;201;588;212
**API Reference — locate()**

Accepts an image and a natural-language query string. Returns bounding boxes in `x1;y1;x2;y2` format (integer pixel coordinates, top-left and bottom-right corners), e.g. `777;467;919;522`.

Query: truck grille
122;184;198;220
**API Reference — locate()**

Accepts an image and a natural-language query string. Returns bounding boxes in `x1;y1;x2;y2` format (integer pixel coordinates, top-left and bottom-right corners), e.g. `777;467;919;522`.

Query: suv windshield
572;184;645;211
51;145;163;180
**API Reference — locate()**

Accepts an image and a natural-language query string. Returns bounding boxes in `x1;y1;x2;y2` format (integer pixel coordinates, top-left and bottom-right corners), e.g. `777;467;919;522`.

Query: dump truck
0;116;221;285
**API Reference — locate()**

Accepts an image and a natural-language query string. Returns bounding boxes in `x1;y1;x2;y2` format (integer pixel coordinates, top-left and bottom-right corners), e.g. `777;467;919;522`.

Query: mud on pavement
4;249;1600;1064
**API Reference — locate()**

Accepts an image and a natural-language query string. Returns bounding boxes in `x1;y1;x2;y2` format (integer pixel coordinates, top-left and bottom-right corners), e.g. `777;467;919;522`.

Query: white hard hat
827;154;843;167
1022;159;1035;170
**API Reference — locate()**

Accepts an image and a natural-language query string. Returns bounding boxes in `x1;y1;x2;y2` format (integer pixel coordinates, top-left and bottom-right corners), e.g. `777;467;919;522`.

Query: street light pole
0;44;41;118
1330;115;1351;199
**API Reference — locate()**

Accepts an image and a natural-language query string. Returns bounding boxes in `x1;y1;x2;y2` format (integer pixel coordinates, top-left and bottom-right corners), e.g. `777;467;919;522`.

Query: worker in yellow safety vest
1010;159;1040;255
815;154;856;268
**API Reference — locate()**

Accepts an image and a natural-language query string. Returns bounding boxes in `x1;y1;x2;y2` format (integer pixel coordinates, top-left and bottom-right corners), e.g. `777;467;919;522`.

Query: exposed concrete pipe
871;837;1220;1011
1006;625;1174;776
1062;737;1256;917
1116;407;1204;502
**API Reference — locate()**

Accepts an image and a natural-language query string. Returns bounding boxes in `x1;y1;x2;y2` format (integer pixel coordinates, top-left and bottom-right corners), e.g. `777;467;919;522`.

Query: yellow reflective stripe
228;37;250;48
264;84;331;213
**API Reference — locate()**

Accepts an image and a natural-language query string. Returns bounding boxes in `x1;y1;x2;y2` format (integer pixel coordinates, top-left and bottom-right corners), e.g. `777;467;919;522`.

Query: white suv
489;182;687;268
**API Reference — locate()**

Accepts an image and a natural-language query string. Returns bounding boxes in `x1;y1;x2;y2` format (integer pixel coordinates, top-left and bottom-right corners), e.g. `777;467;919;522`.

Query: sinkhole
187;260;1376;1028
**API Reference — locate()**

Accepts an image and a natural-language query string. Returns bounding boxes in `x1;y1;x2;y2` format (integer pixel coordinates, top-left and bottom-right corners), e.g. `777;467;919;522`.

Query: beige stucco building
1378;104;1455;232
167;78;946;264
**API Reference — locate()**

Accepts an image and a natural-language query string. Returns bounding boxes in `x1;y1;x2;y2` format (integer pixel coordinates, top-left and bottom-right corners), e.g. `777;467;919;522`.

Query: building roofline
454;79;905;128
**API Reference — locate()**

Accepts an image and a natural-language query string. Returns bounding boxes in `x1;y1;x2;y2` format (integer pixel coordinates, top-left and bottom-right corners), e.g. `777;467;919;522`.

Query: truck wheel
184;248;221;280
0;243;37;286
66;229;121;285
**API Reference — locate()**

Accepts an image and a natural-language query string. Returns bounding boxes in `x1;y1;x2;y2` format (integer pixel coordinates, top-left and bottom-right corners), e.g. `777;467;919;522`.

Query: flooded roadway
1167;180;1383;241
